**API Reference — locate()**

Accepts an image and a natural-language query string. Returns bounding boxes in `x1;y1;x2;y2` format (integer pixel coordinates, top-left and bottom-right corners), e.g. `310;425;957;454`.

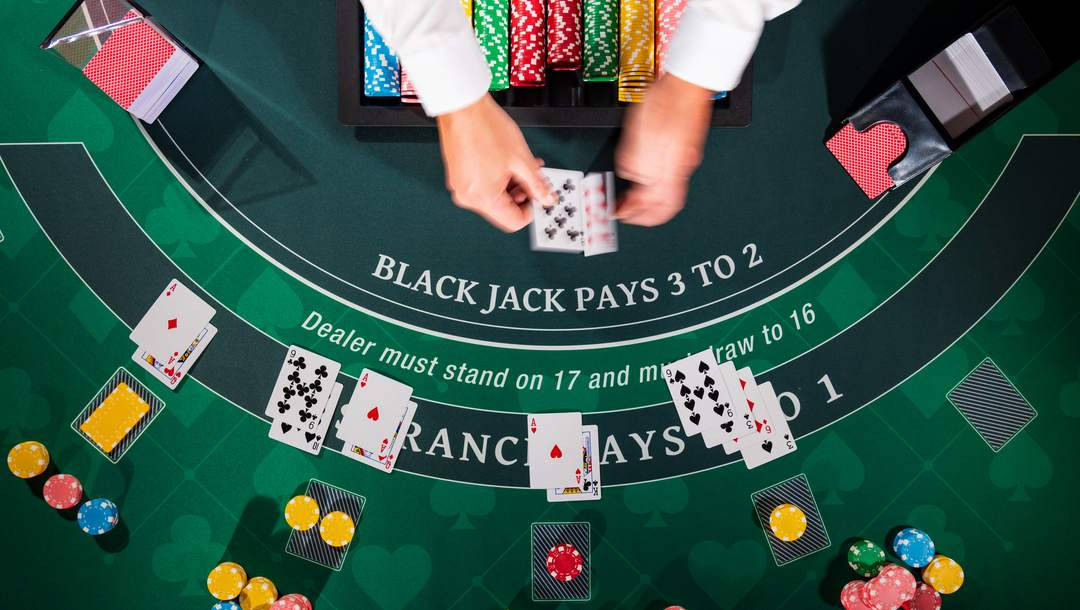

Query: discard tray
336;0;752;128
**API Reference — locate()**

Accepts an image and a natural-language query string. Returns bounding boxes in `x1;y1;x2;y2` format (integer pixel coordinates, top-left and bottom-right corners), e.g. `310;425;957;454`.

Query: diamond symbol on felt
167;318;178;330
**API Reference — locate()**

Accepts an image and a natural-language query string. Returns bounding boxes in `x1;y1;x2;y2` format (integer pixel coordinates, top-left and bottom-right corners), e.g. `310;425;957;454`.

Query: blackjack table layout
2;0;1079;608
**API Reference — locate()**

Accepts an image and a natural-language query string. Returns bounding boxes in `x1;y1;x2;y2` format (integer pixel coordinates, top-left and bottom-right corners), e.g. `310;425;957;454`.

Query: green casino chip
474;0;509;90
847;539;887;577
584;0;618;81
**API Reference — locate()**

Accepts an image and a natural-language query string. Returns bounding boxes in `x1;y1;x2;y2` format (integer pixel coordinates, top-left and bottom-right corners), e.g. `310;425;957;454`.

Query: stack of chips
510;0;546;87
654;0;686;77
208;562;248;602
240;577;278;610
363;14;400;97
583;0;618;82
269;594;313;610
475;0;510;90
617;0;654;102
546;0;583;71
841;528;964;609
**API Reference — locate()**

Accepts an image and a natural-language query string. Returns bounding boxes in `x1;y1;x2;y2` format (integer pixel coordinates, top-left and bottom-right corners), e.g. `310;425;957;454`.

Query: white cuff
403;30;491;117
663;3;763;93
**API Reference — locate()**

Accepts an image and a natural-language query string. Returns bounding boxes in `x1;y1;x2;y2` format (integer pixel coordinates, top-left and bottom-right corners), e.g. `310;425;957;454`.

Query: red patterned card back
826;122;908;199
82;10;176;110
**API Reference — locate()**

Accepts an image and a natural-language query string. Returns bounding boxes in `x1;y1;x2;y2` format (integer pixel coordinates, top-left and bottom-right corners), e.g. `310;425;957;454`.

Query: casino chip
319;511;355;547
284;495;320;531
208;562;248;601
77;498;119;535
840;580;875;610
545;542;584;582
7;441;49;478
864;563;916;609
768;503;807;542
892;527;935;568
212;603;241;610
270;593;312;610
239;576;278;610
901;583;942;610
922;555;964;595
847;539;887;577
42;474;83;509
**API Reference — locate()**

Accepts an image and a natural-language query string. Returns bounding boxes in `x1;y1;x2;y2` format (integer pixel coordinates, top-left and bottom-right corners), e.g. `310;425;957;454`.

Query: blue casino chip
212;602;241;610
363;14;400;97
77;498;119;535
892;527;935;568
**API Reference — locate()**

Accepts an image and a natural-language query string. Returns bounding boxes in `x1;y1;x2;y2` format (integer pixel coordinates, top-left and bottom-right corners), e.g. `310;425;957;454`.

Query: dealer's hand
615;73;714;226
437;95;551;232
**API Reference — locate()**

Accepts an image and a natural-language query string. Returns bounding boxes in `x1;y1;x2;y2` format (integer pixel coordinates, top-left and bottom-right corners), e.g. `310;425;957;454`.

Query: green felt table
2;0;1079;608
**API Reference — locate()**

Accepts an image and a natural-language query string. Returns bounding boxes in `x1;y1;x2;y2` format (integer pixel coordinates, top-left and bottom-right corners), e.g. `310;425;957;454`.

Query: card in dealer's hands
582;171;618;257
335;369;413;450
527;412;583;489
531;168;586;253
738;381;797;469
132;323;217;390
264;345;341;429
547;424;601;502
130;278;216;362
270;382;343;455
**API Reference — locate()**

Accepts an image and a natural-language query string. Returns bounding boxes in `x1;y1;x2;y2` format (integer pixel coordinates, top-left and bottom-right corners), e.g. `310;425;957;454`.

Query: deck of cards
129;279;217;390
265;345;344;456
662;349;797;469
334;369;417;473
528;412;602;502
530;169;617;256
42;2;199;123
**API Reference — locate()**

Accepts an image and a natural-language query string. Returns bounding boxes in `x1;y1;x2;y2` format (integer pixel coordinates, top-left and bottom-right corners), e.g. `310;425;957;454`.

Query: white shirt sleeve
664;0;801;93
360;0;491;117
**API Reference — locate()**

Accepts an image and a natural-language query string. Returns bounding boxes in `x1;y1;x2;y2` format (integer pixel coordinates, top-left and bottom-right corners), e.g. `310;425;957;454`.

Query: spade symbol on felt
367;406;379;421
550;444;563;459
672;371;686;384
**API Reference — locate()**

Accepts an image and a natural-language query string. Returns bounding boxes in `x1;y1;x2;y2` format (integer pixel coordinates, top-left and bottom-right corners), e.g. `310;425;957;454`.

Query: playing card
129;279;215;363
663;349;741;447
739;381;797;469
336;369;413;451
530;168;586;253
339;400;417;473
718;361;758;454
131;323;216;390
263;345;341;429
582;171;618;257
527;412;583;489
269;382;342;455
723;366;766;453
547;424;601;502
531;522;591;602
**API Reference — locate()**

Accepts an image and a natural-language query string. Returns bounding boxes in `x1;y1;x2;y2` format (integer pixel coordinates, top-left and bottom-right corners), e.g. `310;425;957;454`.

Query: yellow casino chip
284;495;320;531
239;576;278;610
79;383;149;453
7;441;49;478
319;511;355;548
922;555;964;594
768;503;808;542
207;561;247;600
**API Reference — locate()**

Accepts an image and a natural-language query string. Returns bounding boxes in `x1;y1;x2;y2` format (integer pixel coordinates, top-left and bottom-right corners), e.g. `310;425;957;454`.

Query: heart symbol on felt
352;545;432;610
367;406;379;421
825;121;908;198
689;540;766;607
550;444;563;459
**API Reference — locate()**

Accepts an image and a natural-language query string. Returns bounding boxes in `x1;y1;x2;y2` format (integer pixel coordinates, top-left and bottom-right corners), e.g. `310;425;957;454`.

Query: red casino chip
42;473;83;510
546;543;584;581
901;583;942;610
511;0;546;86
546;0;582;70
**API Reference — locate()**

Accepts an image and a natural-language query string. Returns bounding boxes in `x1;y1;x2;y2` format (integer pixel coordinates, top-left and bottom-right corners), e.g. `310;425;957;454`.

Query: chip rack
336;0;751;128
